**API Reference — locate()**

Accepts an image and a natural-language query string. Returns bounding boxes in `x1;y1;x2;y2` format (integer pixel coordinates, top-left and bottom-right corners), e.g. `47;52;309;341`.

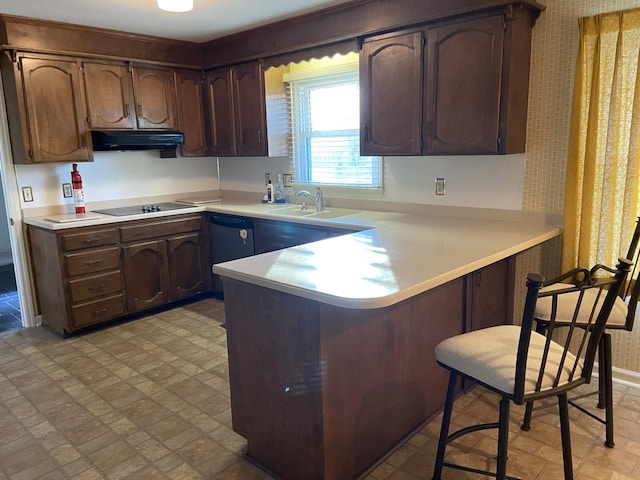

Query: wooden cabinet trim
202;0;544;68
119;215;202;242
0;14;203;68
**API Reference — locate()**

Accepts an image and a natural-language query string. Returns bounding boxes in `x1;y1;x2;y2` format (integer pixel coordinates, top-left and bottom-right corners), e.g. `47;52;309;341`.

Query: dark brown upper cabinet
205;68;236;156
131;66;177;129
360;10;536;156
174;69;209;157
83;61;135;129
83;61;177;130
360;30;424;155
425;15;504;155
0;53;93;164
205;62;268;157
233;63;268;156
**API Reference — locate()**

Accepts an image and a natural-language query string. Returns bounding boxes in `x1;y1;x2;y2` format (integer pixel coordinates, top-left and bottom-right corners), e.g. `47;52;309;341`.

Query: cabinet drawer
68;271;123;303
71;294;126;328
61;229;118;251
119;215;202;242
65;247;120;277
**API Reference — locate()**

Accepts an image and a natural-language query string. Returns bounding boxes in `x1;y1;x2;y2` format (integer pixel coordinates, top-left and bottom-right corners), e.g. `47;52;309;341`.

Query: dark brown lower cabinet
123;231;206;313
254;219;330;254
28;213;208;336
122;239;169;312
223;275;466;480
168;232;207;300
465;257;514;332
253;218;354;254
221;255;515;479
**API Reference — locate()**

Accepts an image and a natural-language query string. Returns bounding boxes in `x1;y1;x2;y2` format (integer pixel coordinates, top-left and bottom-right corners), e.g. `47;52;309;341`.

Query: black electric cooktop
93;202;193;216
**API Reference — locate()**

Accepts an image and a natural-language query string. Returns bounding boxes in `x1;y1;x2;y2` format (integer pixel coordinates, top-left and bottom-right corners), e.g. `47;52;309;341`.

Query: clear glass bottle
275;174;285;202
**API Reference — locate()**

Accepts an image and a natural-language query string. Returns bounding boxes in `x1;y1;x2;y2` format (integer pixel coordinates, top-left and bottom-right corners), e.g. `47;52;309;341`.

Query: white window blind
286;69;382;191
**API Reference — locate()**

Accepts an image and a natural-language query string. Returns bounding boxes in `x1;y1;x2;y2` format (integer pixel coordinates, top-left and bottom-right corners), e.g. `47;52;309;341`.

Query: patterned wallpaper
521;0;640;376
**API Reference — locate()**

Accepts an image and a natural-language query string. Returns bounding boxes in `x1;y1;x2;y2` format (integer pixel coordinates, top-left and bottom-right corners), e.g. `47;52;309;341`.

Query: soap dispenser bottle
266;180;274;203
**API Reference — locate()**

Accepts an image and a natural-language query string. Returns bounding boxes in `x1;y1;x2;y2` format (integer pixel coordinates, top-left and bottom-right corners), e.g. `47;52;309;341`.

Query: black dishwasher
210;213;255;297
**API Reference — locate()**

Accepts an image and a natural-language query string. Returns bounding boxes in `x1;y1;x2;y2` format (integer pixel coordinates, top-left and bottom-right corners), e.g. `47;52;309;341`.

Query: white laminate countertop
211;203;560;309
23;198;561;310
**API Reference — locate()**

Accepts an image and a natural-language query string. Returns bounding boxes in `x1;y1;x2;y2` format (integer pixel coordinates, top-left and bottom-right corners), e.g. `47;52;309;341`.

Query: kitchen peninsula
210;203;560;480
24;197;559;478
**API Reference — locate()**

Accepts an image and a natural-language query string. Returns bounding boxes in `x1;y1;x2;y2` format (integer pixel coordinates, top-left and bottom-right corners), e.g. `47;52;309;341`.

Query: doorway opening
0;262;20;331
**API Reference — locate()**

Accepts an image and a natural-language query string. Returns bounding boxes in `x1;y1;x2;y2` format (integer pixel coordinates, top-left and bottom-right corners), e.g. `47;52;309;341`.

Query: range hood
91;130;184;152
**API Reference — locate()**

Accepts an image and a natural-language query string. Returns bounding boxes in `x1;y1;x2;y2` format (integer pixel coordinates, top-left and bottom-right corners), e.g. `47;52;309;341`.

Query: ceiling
0;0;356;43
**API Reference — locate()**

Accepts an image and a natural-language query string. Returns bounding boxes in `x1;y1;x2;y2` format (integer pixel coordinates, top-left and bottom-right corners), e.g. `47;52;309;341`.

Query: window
285;66;382;193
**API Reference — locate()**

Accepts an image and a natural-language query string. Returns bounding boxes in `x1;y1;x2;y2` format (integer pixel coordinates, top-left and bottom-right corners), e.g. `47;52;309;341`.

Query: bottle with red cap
71;163;86;214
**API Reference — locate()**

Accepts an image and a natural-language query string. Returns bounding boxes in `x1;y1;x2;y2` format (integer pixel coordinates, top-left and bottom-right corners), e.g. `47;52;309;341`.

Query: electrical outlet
282;173;293;187
22;186;33;202
62;183;72;198
265;173;271;185
435;178;445;196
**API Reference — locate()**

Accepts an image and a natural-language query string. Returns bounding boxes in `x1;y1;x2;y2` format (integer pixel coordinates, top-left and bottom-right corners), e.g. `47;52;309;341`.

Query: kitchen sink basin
273;206;359;219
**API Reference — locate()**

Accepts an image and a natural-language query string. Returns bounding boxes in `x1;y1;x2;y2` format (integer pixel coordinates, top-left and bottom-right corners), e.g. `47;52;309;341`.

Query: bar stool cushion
435;325;576;396
535;284;628;326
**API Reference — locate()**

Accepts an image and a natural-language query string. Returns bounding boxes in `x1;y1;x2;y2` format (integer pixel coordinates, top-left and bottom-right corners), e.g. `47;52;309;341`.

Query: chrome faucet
295;187;324;212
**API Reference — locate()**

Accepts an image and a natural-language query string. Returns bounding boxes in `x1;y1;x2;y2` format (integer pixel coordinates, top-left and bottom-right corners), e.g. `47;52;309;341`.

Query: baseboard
593;363;640;389
612;366;640;388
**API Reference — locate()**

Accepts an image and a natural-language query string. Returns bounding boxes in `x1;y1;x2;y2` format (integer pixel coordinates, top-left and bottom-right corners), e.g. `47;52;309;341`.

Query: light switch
22;186;33;202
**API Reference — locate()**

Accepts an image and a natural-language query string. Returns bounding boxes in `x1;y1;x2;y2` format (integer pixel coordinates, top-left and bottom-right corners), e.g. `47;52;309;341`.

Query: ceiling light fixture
157;0;193;13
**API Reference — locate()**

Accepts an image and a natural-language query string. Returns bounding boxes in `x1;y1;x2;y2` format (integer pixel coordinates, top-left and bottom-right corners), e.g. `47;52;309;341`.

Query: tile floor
0;296;639;479
0;264;21;333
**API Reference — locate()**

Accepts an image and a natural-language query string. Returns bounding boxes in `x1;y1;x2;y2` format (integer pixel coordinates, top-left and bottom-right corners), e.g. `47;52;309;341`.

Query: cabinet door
174;69;209;156
233;62;268;156
425;15;504;155
360;30;424;155
122;239;169;312
83;61;135;129
131;67;177;129
167;232;206;300
466;258;512;332
254;219;330;254
19;56;92;162
205;68;236;156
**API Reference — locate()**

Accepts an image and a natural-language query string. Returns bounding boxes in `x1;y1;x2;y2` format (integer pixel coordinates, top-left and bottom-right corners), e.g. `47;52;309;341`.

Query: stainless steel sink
273;206;359;219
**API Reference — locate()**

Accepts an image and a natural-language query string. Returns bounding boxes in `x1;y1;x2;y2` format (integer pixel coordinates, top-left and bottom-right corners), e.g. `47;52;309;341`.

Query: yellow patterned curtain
563;9;640;272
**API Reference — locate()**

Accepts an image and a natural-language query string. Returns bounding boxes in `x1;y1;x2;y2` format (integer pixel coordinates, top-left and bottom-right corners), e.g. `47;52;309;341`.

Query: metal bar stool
432;259;632;480
522;218;640;447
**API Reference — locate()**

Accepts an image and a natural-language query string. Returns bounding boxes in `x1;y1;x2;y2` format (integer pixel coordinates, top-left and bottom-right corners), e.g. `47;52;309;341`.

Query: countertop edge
213;227;561;309
24;205;206;229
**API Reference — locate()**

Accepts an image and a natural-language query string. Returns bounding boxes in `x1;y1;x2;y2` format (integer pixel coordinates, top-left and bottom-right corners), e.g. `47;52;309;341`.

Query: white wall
16;151;220;211
217;153;526;210
12;150;526;213
383;154;525;209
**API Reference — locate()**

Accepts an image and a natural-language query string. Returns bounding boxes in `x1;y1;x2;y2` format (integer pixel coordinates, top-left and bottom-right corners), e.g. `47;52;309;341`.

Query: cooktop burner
93;202;194;216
